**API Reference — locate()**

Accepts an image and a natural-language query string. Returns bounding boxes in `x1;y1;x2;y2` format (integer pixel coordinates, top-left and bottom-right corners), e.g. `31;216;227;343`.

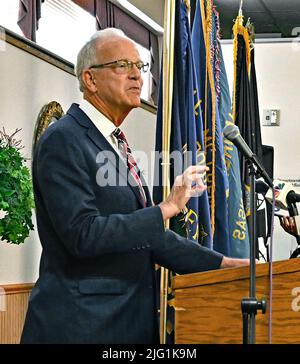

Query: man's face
92;37;144;117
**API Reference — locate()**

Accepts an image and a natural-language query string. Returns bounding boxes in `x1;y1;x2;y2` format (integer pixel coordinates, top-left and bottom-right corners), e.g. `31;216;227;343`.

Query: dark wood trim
1;283;34;295
2;27;157;115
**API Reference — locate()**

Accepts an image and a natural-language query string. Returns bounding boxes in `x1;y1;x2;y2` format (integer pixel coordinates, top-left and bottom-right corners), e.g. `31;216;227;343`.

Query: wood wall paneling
0;284;33;344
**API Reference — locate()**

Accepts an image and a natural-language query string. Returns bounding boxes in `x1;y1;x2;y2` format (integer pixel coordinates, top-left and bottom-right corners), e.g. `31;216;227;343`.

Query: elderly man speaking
21;28;249;344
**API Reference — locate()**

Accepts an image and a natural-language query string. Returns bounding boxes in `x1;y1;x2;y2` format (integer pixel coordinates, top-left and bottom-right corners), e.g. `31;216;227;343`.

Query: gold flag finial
237;0;244;28
239;0;244;16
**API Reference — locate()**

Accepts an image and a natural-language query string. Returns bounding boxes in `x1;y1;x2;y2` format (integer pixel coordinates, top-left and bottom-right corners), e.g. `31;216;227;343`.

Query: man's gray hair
75;28;132;92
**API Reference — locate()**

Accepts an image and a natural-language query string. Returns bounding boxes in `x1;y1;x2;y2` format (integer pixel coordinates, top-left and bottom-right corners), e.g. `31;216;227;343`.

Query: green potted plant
0;128;34;244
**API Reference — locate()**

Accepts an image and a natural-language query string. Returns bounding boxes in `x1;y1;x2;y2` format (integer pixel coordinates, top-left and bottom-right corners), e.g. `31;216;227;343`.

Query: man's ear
82;69;97;92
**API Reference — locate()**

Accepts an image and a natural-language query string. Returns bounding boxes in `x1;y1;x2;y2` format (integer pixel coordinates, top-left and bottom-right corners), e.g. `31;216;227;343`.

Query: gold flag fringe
232;14;252;123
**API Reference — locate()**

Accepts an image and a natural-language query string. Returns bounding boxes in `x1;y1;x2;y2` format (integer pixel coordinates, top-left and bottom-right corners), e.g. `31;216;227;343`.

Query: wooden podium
173;258;300;343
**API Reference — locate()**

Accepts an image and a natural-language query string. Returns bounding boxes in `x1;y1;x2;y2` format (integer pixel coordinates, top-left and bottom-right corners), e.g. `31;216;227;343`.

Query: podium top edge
172;258;300;290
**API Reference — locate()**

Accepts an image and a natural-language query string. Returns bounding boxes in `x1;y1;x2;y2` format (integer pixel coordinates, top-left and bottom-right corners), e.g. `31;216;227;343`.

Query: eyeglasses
89;59;149;73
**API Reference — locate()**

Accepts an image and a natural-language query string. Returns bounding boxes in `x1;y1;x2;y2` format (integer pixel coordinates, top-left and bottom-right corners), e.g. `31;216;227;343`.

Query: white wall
0;42;157;284
222;41;300;261
0;42;81;285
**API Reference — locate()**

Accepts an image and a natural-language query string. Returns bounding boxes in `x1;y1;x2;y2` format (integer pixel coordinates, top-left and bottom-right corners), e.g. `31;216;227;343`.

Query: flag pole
159;0;175;344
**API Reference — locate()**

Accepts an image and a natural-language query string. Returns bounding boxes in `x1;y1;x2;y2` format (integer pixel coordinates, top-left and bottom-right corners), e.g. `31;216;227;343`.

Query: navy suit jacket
21;104;223;344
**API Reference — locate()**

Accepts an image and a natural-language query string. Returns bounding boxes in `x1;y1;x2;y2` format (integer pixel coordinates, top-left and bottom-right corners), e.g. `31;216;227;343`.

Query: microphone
223;124;273;188
287;190;300;205
265;180;300;210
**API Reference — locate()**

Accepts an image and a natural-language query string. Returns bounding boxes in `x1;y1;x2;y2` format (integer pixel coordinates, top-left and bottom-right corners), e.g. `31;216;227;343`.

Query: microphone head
286;190;300;205
223;124;240;142
223;123;254;160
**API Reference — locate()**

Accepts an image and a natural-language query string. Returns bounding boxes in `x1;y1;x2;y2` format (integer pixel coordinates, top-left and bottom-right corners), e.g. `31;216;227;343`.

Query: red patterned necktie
113;128;147;207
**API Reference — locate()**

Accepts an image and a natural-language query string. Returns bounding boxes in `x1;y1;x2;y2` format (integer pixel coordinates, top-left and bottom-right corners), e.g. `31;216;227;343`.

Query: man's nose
129;64;142;79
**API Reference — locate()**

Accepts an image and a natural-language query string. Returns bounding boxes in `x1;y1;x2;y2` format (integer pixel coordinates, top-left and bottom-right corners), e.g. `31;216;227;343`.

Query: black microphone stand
241;158;267;344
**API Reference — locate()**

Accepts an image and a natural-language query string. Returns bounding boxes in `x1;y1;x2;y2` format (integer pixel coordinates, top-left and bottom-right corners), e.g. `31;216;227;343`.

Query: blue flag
214;10;250;258
192;0;230;255
153;0;213;341
154;0;212;248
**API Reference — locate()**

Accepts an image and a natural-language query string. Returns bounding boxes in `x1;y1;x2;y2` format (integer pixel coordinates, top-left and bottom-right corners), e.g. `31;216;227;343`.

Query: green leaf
0;136;35;244
0;201;9;209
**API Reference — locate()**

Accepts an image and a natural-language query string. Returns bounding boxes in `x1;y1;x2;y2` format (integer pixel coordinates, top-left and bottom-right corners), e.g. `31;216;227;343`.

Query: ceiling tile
213;0;300;38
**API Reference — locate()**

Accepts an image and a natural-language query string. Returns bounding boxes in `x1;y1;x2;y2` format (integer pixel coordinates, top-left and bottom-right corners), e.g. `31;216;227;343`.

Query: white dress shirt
79;99;120;155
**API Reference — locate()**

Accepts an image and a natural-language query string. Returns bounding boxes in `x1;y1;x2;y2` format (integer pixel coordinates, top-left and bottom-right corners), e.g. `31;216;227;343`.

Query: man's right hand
159;165;208;221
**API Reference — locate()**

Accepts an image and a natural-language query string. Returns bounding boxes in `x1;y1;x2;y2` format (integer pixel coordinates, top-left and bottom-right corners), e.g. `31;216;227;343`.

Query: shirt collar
79;99;116;138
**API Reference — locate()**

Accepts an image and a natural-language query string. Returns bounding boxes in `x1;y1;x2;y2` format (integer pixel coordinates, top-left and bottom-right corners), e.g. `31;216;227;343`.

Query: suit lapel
67;104;147;208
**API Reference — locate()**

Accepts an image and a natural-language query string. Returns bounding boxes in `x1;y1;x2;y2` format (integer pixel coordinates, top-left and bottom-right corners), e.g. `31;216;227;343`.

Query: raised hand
159;165;208;221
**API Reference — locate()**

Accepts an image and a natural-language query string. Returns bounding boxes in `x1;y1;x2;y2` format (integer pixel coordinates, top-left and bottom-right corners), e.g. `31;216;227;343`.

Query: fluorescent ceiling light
111;0;164;34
